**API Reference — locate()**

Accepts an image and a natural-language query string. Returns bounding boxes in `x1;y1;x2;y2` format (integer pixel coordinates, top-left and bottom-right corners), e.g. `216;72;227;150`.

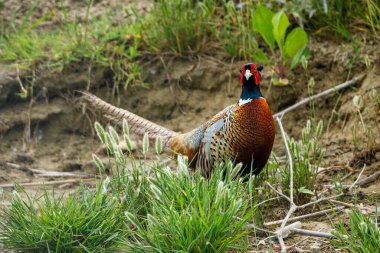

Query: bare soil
1;1;380;252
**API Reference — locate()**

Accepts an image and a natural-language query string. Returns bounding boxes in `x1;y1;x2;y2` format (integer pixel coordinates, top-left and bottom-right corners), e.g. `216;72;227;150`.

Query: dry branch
356;171;380;187
349;164;367;190
29;168;94;178
290;228;335;238
273;74;366;118
0;179;95;189
329;200;375;212
264;206;345;227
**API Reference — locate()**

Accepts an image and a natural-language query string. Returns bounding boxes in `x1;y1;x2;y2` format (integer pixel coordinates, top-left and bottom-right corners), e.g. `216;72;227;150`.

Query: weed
252;5;309;82
307;77;316;119
0;4;144;89
369;88;380;112
220;1;263;61
281;120;324;203
332;209;380;253
311;0;380;39
144;0;218;55
351;91;379;154
0;183;128;252
124;161;254;252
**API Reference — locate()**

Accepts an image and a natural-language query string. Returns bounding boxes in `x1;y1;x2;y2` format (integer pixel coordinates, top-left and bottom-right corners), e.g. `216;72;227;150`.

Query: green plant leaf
290;46;310;69
272;11;289;55
285;27;308;58
298;186;314;195
252;5;275;52
253;48;271;64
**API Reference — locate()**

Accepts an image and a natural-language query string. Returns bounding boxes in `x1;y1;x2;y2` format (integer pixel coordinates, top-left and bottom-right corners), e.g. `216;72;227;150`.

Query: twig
277;222;302;238
0;179;95;188
290;228;335;238
349;164;366;190
275;117;296;252
328;200;375;212
324;164;376;192
265;182;291;203
245;223;276;235
264;206;345;227
254;196;281;208
317;165;354;174
273;74;366;118
2;162;93;178
276;117;294;203
297;194;344;209
30;168;93;178
356;171;380;187
278;222;335;242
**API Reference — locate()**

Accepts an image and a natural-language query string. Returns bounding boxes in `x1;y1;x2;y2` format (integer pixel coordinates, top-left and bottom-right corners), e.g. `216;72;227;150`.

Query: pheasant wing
196;105;236;176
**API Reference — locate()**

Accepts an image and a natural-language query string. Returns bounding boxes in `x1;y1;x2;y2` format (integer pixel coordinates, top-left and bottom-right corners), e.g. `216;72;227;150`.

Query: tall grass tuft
0;4;144;88
220;1;263;61
145;0;218;55
332;209;380;253
281;120;324;203
0;182;128;252
123;160;255;252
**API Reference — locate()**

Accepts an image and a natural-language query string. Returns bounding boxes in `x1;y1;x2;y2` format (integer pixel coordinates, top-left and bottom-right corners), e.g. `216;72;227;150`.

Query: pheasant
82;63;275;177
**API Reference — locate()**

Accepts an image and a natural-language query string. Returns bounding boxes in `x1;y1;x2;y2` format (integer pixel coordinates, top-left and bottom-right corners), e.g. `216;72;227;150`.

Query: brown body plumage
83;63;275;177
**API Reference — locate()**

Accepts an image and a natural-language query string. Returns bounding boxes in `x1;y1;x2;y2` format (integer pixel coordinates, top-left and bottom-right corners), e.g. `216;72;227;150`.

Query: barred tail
81;92;177;140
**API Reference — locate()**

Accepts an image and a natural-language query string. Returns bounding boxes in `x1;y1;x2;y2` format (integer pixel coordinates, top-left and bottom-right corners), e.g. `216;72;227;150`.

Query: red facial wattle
240;64;260;86
240;65;245;85
254;71;260;85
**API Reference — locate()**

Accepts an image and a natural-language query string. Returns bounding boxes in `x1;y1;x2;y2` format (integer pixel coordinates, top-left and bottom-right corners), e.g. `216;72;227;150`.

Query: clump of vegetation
124;160;254;252
332;209;380;253
2;0;378;93
351;89;380;155
220;1;263;61
281;120;324;203
252;5;309;83
265;0;380;40
0;3;144;89
143;0;218;55
0;182;128;252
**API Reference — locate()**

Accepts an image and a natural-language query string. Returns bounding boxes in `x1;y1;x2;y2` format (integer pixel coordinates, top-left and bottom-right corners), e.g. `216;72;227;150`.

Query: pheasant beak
244;69;253;80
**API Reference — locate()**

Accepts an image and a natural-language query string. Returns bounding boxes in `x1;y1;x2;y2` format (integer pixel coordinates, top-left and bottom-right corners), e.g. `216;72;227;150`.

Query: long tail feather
81;92;177;139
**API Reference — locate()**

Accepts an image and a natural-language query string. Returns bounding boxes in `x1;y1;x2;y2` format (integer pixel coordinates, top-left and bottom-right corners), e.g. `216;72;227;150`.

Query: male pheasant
82;63;275;177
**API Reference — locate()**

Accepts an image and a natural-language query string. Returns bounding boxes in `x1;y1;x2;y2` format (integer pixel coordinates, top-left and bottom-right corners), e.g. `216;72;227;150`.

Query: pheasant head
239;63;264;104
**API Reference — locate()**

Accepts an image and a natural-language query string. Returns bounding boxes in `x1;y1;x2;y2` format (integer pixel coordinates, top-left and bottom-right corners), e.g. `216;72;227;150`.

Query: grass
0;182;128;252
143;0;218;55
0;3;144;89
281;120;324;203
124;161;254;252
268;0;380;40
351;87;380;155
332;209;380;253
1;0;379;93
219;1;262;61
